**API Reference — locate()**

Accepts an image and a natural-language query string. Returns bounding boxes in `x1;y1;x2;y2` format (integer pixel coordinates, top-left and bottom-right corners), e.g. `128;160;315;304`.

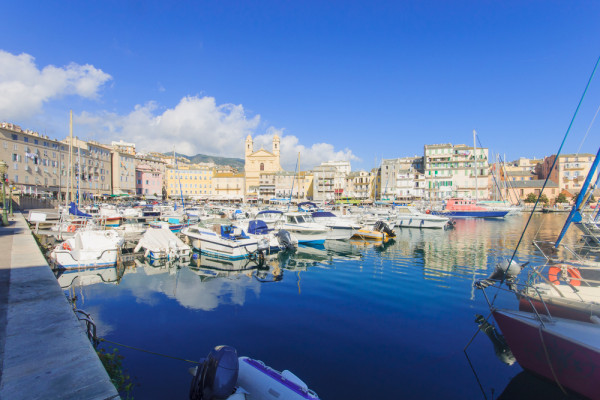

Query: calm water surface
62;213;587;399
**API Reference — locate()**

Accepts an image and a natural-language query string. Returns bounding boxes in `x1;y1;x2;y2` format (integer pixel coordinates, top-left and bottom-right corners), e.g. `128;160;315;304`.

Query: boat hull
51;249;118;269
432;210;508;218
493;309;600;400
396;217;448;229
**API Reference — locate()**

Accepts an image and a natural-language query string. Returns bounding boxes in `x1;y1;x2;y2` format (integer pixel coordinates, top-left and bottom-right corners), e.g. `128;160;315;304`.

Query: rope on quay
98;338;200;364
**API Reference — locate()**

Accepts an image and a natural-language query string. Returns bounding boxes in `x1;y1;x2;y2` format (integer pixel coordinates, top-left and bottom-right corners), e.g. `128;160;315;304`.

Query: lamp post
0;161;8;226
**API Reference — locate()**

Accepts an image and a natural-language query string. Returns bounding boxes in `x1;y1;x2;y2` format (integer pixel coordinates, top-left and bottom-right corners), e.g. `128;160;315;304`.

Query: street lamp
0;161;8;226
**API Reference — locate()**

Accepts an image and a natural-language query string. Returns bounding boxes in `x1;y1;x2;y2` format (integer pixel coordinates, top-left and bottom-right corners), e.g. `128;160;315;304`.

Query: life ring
62;242;72;251
67;225;77;232
548;265;581;286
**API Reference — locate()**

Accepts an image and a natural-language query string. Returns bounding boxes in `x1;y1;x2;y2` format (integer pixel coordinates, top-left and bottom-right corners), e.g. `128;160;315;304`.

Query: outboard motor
189;345;239;400
475;259;527;291
374;221;396;238
275;229;296;251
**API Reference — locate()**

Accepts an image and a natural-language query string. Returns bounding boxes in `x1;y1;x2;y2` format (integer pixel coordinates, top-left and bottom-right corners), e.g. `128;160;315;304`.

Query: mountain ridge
167;152;245;171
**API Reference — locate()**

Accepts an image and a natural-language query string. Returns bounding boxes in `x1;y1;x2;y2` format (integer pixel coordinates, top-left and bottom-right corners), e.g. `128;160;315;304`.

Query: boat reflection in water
54;262;126;289
498;371;584;400
474;314;515;366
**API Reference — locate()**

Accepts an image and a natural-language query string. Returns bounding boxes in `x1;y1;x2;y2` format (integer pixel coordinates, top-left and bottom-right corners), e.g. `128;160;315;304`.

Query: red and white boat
431;198;509;218
493;309;600;400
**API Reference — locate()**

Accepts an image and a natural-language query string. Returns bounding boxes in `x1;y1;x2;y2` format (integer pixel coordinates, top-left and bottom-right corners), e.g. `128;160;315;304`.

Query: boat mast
473;130;478;201
77;141;82;206
555;147;600;248
67;110;73;205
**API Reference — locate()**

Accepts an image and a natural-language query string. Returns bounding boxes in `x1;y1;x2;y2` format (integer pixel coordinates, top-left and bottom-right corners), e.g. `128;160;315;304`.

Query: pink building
136;164;163;197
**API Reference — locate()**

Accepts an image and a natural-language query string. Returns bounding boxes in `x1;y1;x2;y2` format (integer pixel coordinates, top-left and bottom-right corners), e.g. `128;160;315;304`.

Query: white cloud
0;50;112;120
254;127;359;170
77;96;359;169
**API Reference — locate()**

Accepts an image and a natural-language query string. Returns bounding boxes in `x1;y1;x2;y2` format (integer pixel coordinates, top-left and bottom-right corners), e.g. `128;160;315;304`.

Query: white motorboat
253;210;285;229
49;230;124;269
395;205;450;229
245;219;298;252
134;228;191;260
279;212;330;245
181;224;267;260
310;211;361;240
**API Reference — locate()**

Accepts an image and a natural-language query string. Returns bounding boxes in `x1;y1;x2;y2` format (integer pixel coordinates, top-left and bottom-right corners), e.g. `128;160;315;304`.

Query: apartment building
424;143;489;200
0;123;112;199
213;172;245;200
345;171;373;200
135;164;163;197
538;153;596;196
380;157;424;200
166;163;214;199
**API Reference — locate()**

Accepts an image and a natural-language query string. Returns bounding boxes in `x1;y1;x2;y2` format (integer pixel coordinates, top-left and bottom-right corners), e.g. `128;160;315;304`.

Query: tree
524;193;537;203
539;194;549;204
555;193;567;204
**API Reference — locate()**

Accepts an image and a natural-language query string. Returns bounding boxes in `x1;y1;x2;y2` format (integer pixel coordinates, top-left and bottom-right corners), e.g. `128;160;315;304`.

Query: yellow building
166;163;214;199
213;172;245;201
244;134;281;198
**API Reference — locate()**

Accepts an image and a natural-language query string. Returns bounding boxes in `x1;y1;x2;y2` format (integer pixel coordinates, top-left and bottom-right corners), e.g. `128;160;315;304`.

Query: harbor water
60;213;586;399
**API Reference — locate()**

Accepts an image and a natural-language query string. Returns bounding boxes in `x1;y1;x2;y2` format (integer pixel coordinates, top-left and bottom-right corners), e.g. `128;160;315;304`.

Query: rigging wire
576;103;600;154
493;53;600;301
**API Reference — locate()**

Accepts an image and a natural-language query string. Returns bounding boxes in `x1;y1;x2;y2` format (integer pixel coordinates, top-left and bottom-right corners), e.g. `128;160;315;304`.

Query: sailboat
517;146;600;322
474;55;600;400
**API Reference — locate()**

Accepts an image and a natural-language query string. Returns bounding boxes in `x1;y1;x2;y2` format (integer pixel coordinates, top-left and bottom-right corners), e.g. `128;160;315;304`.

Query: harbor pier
0;212;119;399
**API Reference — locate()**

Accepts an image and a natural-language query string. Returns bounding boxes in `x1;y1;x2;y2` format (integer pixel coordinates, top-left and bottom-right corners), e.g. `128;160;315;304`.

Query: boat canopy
312;211;336;218
248;220;269;235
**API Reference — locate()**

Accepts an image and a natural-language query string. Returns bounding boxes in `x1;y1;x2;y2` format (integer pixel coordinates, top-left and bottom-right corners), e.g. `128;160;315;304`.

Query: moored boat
431;198;508;218
49;230;124;269
181;224;266;260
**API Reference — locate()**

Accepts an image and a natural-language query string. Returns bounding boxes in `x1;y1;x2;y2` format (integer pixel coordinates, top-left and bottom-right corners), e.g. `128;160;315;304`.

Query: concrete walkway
0;212;119;400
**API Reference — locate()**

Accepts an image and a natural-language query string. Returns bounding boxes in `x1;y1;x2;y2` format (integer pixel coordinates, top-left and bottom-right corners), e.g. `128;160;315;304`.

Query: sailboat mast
67;110;73;205
297;152;301;201
473;130;478;201
77;143;82;206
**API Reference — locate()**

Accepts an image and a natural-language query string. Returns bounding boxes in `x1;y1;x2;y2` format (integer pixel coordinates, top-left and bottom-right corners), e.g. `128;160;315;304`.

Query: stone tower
245;134;253;158
272;134;280;157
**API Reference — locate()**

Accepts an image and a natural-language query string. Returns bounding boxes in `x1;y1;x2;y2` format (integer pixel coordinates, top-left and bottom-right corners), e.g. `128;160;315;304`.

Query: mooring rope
98;338;200;364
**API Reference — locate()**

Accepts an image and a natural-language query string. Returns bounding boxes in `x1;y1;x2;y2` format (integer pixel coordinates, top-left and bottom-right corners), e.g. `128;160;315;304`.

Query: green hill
169;152;245;171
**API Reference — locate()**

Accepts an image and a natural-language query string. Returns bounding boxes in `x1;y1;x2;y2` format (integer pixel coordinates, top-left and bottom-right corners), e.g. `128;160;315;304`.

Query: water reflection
54;262;126;289
498;371;584;400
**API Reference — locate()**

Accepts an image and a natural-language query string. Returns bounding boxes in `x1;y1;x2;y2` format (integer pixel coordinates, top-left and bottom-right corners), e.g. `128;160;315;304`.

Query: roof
507;171;536;176
510;180;558;188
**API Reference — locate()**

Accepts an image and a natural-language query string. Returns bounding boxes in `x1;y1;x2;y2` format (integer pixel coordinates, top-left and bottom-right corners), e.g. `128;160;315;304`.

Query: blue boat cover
248;220;269;235
312;211;336;218
68;202;91;217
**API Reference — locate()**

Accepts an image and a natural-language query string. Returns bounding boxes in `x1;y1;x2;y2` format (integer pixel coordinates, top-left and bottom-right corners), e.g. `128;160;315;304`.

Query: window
11;134;18;140
24;137;28;142
260;163;264;171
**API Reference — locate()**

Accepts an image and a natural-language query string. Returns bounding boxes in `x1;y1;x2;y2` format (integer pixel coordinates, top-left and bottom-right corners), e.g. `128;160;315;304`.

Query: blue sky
2;1;600;170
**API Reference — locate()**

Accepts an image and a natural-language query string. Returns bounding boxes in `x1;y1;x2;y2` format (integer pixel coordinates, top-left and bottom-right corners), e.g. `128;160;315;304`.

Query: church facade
244;134;281;197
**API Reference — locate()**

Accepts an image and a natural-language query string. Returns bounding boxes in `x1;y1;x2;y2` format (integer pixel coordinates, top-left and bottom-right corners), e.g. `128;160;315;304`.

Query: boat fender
62;242;72;251
425;209;431;214
591;315;600;325
548;265;581;286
